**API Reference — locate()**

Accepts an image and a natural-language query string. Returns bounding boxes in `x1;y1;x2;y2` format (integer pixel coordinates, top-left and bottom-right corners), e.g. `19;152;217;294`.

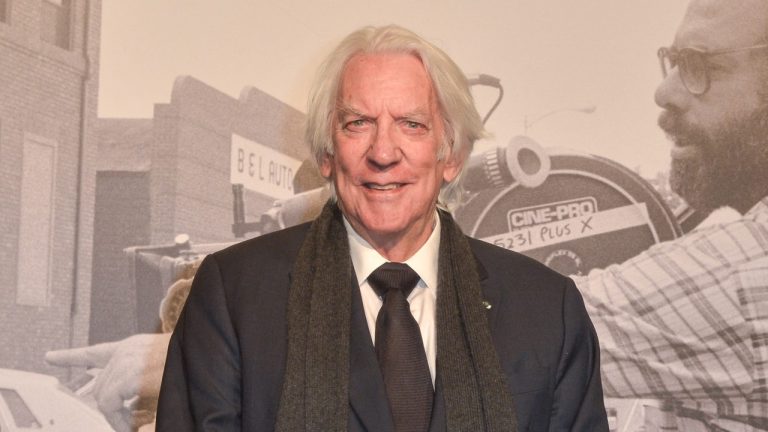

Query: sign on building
230;134;302;200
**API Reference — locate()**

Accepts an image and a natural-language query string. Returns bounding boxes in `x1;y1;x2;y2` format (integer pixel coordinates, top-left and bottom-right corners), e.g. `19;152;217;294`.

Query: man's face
654;0;768;214
320;53;460;258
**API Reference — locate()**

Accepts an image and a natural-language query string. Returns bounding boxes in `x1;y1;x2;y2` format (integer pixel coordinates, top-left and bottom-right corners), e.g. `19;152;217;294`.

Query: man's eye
402;120;426;130
400;120;429;136
344;119;369;131
706;58;728;73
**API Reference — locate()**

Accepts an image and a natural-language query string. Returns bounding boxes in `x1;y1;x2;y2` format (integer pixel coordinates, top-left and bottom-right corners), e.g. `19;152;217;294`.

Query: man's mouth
670;143;699;159
659;110;697;153
666;129;700;159
668;134;690;148
364;182;404;191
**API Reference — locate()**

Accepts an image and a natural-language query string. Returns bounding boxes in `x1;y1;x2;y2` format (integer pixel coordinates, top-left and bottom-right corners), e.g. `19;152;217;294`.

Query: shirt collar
344;213;441;289
746;196;768;220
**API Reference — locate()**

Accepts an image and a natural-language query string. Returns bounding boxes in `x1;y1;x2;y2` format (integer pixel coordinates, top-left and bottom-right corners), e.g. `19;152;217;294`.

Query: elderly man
155;25;607;431
575;0;768;429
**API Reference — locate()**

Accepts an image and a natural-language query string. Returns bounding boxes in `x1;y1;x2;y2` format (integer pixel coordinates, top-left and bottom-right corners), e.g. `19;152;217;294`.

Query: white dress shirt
344;215;440;385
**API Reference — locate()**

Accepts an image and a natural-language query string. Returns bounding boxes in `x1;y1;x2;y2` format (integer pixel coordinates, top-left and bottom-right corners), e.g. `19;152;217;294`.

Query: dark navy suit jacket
156;222;608;431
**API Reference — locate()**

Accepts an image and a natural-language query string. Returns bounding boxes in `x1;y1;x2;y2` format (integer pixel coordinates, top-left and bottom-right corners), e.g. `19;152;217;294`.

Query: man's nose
654;67;690;111
367;125;401;169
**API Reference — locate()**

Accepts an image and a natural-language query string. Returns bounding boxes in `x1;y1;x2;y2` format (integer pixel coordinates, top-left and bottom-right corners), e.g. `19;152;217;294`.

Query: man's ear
442;146;465;183
320;153;333;178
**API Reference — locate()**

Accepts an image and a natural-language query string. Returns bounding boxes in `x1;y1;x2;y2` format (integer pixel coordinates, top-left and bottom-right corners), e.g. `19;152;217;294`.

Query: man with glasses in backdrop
574;0;768;429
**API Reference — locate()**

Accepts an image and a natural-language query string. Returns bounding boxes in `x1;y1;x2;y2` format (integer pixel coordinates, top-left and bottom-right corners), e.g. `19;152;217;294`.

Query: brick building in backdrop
92;76;318;343
0;0;101;374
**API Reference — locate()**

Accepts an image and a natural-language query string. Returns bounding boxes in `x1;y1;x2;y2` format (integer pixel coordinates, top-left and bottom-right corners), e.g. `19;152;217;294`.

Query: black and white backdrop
3;1;764;431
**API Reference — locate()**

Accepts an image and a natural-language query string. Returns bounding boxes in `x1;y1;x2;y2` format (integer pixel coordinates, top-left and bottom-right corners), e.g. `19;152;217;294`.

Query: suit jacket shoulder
466;236;608;431
467;234;570;287
157;223;312;430
212;221;311;276
202;222;310;313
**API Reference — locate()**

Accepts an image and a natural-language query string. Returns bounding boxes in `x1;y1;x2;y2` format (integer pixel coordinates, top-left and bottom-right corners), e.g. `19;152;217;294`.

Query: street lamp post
524;105;596;135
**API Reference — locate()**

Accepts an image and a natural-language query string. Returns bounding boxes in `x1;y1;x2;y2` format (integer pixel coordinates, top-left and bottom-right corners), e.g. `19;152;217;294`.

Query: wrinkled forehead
675;0;768;49
337;52;438;108
339;52;433;89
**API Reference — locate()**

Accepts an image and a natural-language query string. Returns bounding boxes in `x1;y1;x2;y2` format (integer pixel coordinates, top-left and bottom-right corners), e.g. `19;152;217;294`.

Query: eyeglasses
657;44;768;95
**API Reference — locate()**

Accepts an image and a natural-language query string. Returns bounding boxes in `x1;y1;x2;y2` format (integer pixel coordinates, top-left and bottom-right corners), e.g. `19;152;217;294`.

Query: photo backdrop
4;1;761;431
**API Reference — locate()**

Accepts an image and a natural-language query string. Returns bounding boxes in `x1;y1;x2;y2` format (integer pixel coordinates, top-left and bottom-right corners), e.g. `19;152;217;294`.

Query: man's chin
346;212;406;240
670;158;716;214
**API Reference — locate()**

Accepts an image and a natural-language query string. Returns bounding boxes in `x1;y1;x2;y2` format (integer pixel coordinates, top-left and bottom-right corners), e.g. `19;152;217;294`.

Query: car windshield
0;388;41;428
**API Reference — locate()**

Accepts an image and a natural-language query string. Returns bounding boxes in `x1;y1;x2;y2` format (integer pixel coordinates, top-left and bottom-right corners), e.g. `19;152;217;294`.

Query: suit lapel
348;273;395;432
474;253;500;331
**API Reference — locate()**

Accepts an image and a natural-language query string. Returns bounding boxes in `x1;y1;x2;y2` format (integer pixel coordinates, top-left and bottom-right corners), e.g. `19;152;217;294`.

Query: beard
659;104;768;214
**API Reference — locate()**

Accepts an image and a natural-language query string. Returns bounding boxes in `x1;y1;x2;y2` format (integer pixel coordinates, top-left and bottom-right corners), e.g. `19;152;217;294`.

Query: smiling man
323;52;457;262
156;25;608;431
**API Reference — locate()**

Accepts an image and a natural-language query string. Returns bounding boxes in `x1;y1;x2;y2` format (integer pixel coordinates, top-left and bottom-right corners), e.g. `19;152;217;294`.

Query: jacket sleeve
156;254;242;431
549;278;609;431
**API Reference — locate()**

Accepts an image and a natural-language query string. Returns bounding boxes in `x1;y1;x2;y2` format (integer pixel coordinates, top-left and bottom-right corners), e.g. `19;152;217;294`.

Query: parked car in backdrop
0;368;114;431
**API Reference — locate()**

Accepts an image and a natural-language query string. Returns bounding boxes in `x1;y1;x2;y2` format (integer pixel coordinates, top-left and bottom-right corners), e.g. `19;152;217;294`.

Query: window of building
41;0;71;49
17;133;57;306
0;0;8;23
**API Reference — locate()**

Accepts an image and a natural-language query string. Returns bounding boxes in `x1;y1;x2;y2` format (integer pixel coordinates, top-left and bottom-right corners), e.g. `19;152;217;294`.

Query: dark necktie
368;262;433;432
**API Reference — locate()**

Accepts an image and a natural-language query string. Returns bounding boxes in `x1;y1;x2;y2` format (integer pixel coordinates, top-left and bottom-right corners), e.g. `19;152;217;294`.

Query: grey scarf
275;201;517;431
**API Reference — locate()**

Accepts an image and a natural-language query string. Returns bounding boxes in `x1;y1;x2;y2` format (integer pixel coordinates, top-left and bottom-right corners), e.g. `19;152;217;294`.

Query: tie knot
368;262;420;298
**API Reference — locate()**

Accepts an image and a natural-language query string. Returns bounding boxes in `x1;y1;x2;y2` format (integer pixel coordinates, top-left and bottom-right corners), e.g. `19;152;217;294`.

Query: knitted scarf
275;201;517;431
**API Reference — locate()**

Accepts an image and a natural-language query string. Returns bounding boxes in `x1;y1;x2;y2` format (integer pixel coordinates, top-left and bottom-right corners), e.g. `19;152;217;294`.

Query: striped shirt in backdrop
574;197;768;430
